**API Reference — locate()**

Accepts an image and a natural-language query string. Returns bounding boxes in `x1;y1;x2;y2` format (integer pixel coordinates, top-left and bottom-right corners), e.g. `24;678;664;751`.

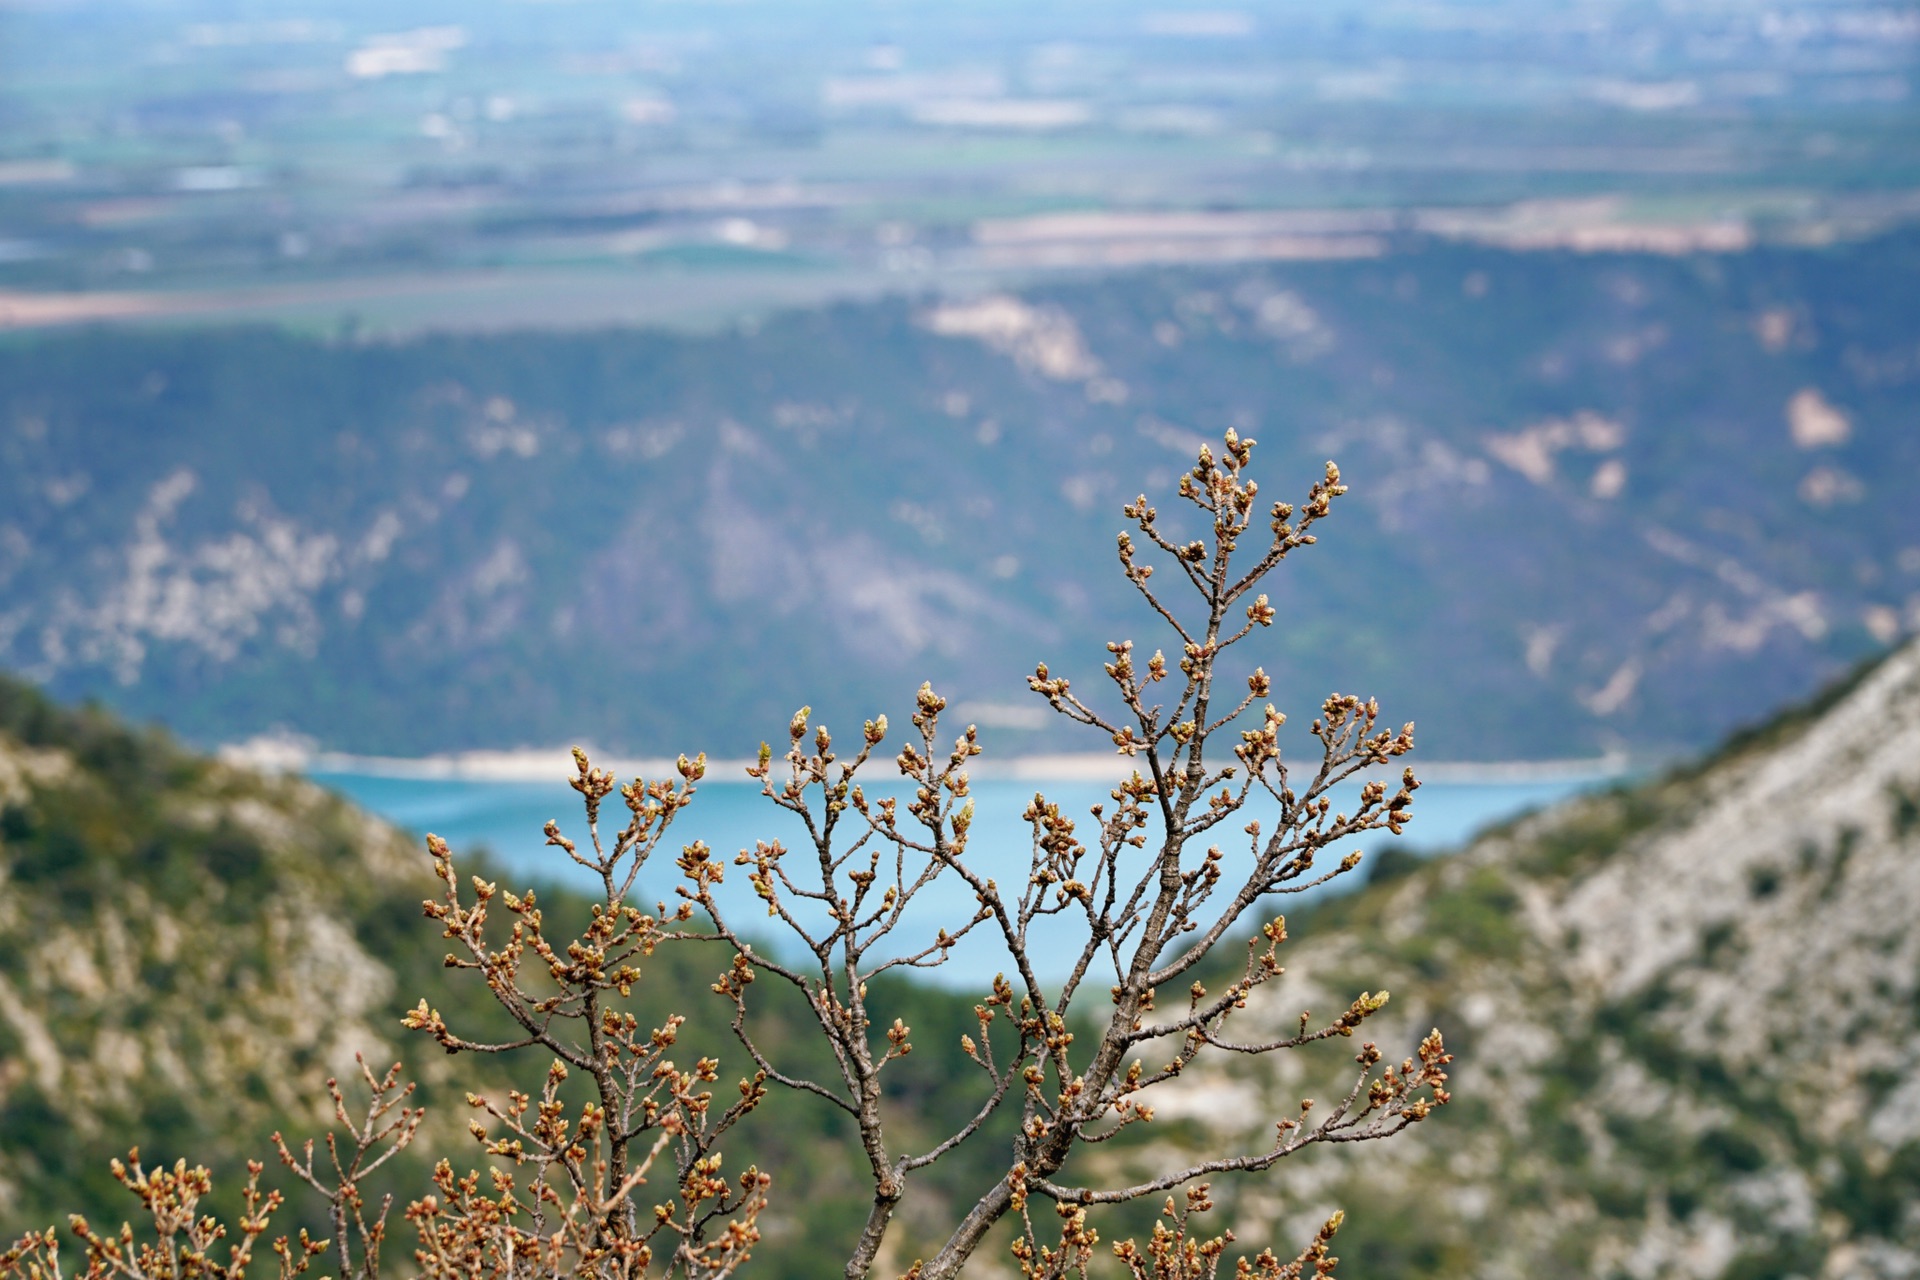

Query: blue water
313;768;1599;988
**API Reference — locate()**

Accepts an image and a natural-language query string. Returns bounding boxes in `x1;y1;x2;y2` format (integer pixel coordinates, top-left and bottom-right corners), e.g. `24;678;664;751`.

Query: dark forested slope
2;233;1916;761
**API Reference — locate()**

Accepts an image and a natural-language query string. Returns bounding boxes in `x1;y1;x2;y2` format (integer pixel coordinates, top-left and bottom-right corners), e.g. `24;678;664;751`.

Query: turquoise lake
313;768;1604;987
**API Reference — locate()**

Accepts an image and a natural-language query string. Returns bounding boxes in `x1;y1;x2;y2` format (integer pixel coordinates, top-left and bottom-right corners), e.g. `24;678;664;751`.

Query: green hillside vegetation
0;673;1037;1277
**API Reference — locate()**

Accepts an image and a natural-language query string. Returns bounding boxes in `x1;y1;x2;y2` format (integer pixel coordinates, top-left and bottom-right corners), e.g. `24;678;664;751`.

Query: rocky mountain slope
3;232;1917;762
1129;638;1920;1279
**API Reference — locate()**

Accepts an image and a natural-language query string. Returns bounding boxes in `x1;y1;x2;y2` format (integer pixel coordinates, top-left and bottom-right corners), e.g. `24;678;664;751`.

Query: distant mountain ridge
1;233;1916;761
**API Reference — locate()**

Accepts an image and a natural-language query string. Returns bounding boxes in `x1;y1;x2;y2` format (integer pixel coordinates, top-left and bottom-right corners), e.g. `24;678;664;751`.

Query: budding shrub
2;436;1447;1280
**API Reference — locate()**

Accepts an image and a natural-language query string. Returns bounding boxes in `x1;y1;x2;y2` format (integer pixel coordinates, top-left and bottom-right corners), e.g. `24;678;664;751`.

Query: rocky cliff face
0;681;440;1224
1129;639;1920;1278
